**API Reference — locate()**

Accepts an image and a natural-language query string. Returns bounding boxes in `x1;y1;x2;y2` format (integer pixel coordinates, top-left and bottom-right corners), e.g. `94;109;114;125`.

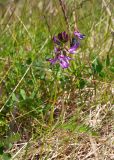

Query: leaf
26;57;32;65
62;122;76;131
99;71;105;78
2;153;11;160
110;66;114;72
60;117;78;131
77;79;86;89
1;133;20;146
92;58;103;74
0;146;4;155
106;54;110;66
12;93;18;102
40;74;46;80
20;89;26;100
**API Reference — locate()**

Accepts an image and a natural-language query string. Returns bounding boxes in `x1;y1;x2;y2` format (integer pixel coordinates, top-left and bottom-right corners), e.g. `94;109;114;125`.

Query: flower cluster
47;30;85;68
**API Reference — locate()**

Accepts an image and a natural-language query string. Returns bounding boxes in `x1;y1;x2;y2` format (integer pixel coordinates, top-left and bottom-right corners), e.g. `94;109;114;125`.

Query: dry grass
8;82;114;160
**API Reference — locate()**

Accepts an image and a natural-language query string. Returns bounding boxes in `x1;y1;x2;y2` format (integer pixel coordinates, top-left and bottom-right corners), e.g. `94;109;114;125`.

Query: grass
0;0;114;159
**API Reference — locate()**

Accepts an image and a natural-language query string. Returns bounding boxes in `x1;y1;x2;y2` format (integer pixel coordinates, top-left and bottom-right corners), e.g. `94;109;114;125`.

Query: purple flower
47;54;71;69
48;57;58;64
74;31;85;39
52;31;68;45
69;43;79;54
68;37;80;54
58;31;68;42
48;30;85;69
59;55;71;68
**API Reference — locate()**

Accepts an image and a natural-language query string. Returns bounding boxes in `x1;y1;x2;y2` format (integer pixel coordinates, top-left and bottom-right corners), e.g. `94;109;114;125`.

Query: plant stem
59;0;70;34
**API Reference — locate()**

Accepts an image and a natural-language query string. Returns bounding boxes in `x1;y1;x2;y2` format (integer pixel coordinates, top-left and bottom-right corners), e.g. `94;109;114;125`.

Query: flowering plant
47;30;85;68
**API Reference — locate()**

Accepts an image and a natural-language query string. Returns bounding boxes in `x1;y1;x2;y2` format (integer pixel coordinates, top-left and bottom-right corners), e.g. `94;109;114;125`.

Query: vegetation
0;0;114;159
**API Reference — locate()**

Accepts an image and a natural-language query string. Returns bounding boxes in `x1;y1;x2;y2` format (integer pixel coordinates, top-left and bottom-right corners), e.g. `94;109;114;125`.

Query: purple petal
62;31;68;42
74;31;85;39
60;59;69;68
58;55;70;68
68;42;80;54
58;33;63;41
53;36;60;45
54;47;60;53
66;56;72;60
70;37;78;47
47;58;58;64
